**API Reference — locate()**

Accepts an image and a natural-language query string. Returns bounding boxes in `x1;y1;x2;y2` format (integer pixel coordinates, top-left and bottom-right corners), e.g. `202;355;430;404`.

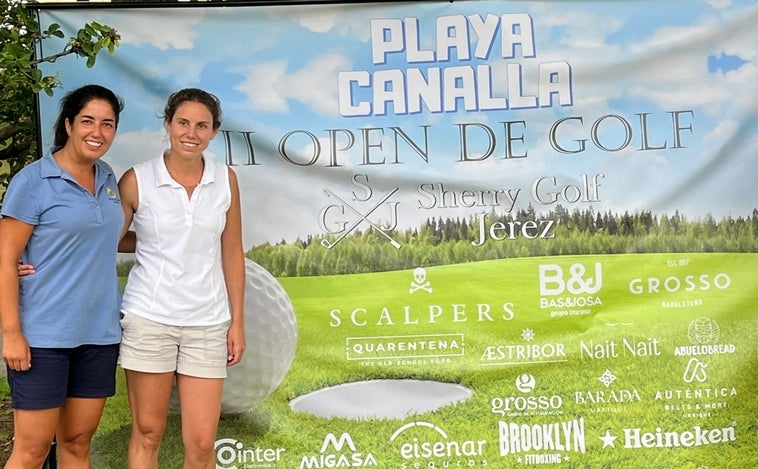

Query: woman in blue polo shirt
0;84;124;469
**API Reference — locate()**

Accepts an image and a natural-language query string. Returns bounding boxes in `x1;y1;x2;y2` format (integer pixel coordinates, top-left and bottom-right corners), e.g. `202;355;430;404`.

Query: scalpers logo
538;263;603;315
299;433;377;468
390;421;488;468
409;267;433;294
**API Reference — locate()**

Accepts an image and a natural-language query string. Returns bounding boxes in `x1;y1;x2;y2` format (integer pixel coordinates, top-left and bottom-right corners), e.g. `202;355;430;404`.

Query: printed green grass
93;252;757;468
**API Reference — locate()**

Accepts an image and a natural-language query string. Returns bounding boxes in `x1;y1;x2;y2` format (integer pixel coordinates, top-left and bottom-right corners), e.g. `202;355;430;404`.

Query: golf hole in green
289;379;473;420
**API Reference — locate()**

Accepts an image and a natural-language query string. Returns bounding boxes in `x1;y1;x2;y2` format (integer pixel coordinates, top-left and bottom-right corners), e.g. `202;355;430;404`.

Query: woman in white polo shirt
117;88;246;469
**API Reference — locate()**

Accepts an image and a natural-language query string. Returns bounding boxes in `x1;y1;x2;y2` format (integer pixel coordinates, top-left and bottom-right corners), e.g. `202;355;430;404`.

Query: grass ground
0;386;12;466
1;253;756;467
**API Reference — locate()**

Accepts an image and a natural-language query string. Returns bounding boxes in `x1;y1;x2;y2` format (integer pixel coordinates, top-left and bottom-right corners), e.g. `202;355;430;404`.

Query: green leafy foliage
0;0;120;201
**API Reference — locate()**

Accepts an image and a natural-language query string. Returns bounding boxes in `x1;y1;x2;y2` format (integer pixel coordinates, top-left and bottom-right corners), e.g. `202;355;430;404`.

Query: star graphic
599;430;618;448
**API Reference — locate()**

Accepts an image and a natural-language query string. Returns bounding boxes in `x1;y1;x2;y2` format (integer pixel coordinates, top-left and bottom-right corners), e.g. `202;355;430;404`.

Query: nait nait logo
214;438;285;469
299;432;377;468
538;262;602;317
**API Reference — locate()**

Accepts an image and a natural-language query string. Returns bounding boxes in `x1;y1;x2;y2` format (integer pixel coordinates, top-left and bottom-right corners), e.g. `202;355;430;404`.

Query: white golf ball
171;258;298;415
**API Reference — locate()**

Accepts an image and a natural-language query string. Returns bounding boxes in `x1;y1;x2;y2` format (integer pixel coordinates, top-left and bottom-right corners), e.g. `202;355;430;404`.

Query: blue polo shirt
1;151;123;347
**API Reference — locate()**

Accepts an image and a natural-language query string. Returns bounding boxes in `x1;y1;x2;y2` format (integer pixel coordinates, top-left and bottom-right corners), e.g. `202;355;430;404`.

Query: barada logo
574;368;641;414
389;421;488;468
299;433;377;468
538;263;603;316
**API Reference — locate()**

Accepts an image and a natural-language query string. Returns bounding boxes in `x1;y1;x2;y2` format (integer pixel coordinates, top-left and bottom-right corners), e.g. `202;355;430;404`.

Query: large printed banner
37;1;757;468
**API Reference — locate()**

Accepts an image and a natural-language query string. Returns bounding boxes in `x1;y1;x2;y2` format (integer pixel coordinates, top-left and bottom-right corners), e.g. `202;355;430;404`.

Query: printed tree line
242;205;758;277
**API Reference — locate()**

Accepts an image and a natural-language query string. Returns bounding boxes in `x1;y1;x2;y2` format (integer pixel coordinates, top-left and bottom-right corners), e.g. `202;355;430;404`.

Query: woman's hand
226;321;246;366
18;261;35;277
2;332;31;371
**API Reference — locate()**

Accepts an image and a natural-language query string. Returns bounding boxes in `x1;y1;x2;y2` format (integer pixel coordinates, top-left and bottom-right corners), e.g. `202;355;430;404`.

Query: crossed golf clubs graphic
321;187;401;249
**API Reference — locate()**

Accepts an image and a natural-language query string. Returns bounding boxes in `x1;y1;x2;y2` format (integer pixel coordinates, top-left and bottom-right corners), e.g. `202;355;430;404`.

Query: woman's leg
176;374;224;469
125;370;175;469
56;343;119;467
4;408;58;469
55;397;107;467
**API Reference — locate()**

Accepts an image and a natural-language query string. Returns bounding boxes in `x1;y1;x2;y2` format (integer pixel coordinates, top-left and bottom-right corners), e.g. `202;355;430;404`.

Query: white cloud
235;53;350;116
705;0;732;9
235;60;290;113
105;10;205;50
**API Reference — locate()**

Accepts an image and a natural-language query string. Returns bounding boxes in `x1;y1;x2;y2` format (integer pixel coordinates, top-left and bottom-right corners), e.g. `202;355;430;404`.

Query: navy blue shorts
6;344;119;410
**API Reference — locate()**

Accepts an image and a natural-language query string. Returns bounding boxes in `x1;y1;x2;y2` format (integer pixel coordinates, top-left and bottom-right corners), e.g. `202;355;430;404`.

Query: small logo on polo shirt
106;187;117;199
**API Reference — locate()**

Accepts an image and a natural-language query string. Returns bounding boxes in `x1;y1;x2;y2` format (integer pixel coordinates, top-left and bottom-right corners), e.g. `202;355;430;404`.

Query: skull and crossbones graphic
409;267;432;294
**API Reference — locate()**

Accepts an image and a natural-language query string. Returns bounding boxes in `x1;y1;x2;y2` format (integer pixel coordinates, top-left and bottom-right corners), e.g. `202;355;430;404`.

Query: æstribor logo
539;263;602;296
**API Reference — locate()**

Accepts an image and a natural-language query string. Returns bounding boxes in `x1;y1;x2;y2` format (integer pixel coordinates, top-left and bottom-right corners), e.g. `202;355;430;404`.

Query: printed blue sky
37;0;757;248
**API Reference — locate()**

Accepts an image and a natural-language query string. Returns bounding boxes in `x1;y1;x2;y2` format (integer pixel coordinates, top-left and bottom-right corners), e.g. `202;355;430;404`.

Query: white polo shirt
121;155;232;326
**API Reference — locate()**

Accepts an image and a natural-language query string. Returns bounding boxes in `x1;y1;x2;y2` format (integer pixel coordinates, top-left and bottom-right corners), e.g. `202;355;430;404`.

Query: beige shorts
118;311;230;379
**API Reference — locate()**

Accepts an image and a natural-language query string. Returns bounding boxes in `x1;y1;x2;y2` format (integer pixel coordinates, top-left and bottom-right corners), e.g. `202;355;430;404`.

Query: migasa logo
538;263;603;310
299;432;377;468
